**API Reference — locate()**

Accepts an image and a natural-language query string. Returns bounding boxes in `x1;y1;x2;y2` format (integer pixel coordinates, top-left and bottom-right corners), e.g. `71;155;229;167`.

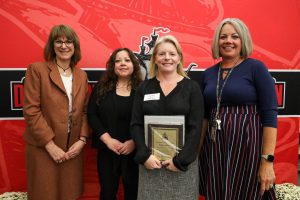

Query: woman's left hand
119;139;135;155
66;140;85;160
258;159;276;196
161;159;179;172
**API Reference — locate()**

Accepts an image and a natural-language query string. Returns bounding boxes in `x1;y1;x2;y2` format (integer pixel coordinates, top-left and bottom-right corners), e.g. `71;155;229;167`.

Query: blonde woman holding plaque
131;35;204;200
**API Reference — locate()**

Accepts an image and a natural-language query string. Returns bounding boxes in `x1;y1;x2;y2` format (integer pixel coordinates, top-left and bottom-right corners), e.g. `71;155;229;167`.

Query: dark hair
96;48;143;104
44;24;81;68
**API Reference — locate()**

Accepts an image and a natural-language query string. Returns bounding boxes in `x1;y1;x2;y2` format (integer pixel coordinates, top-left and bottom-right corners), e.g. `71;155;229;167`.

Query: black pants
97;149;138;200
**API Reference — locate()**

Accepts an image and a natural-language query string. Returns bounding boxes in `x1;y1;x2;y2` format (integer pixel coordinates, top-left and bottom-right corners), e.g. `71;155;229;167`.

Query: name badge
144;93;160;101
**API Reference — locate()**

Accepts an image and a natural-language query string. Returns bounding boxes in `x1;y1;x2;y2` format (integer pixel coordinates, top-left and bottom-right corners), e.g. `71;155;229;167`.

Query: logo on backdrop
134;27;198;79
10;77;25;110
274;78;286;109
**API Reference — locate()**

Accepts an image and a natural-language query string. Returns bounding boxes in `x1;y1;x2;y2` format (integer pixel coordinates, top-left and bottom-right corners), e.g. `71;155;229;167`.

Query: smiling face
155;41;181;75
54;36;75;62
218;23;242;60
114;50;134;79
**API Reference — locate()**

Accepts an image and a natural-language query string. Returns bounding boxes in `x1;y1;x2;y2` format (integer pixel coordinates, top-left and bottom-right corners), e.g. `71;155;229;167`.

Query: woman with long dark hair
88;48;143;200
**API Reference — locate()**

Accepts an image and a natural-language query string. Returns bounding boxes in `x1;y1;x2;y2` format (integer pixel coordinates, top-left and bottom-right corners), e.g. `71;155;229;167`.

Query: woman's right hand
100;133;122;155
105;138;122;155
45;140;67;163
144;155;162;170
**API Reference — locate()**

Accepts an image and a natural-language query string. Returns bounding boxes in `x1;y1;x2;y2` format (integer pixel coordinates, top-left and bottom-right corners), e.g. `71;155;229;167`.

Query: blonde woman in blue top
199;18;277;200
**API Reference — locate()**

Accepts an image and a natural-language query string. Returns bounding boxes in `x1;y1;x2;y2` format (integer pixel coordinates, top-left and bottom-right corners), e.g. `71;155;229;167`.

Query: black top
130;77;204;171
87;83;135;149
115;94;132;142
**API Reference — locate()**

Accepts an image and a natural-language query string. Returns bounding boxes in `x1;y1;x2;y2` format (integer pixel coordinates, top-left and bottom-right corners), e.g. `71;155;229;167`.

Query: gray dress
137;158;199;200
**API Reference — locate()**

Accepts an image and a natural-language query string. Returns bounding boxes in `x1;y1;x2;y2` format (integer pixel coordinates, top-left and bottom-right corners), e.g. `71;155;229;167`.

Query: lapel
48;61;83;98
111;89;117;116
72;67;82;98
129;89;135;100
48;61;66;93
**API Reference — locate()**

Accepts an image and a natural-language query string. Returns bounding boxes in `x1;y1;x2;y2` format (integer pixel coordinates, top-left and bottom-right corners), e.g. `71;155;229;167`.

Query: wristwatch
261;154;274;162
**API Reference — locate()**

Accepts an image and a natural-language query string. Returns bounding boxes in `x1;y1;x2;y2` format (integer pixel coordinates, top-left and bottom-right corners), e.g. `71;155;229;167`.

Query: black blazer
87;83;135;149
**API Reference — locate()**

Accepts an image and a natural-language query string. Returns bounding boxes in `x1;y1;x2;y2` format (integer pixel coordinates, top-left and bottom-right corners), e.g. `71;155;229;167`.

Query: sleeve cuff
134;149;151;165
173;156;188;171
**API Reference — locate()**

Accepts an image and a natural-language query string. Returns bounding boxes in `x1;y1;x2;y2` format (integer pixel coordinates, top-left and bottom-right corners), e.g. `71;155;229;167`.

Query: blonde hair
211;18;253;59
149;35;187;78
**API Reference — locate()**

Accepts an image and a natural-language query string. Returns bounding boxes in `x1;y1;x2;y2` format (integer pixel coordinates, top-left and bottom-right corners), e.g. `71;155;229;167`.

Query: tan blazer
23;61;89;200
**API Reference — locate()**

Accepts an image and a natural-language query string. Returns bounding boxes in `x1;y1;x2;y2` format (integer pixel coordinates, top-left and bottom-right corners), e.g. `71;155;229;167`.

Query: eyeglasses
54;40;74;47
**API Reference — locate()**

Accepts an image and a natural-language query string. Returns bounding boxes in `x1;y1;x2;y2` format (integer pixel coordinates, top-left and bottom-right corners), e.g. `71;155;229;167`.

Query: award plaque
144;115;185;161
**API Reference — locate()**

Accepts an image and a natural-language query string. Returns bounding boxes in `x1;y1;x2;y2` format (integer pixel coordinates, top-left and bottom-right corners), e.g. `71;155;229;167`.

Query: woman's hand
119;139;135;155
45;140;67;163
259;127;277;196
106;138;122;155
258;159;276;196
144;155;162;170
161;159;179;172
100;133;122;155
66;139;86;160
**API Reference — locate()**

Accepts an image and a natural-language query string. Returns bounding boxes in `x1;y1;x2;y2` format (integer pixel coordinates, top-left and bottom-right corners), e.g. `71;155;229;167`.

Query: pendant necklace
210;57;241;141
56;61;71;75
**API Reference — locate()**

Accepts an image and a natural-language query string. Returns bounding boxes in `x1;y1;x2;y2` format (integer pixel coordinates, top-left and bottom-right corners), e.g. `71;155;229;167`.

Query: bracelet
78;138;86;144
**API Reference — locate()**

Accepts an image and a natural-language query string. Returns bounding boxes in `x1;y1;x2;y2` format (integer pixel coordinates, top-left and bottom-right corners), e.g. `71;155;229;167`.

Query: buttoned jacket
23;61;89;150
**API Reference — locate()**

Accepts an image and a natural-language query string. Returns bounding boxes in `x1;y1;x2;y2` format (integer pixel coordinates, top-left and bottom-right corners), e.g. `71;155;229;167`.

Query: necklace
210;57;241;141
221;68;231;79
56;61;71;75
